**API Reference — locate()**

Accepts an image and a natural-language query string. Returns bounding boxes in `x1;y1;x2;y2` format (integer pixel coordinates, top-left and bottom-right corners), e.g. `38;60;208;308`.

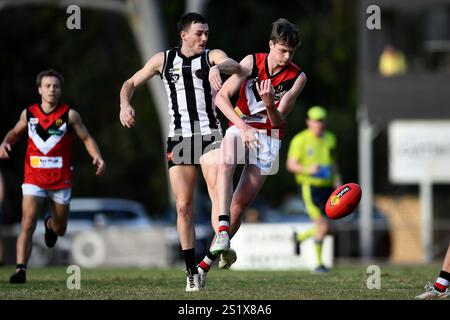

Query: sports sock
434;270;450;292
16;264;26;272
218;215;230;234
297;226;317;242
314;239;323;266
182;248;198;275
198;250;218;272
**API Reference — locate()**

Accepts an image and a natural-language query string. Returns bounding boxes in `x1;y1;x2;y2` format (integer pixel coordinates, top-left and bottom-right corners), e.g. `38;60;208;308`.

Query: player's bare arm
286;157;319;175
262;72;307;127
278;72;307;117
0;110;27;159
119;52;164;128
208;49;241;91
215;54;258;148
69;109;105;176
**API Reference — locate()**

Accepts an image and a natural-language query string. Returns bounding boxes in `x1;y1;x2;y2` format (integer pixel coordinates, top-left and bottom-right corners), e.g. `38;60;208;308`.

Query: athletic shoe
312;265;329;274
185;272;201;292
219;248;237;269
293;231;301;255
44;215;58;248
9;269;26;284
210;231;230;255
415;282;449;299
197;267;207;290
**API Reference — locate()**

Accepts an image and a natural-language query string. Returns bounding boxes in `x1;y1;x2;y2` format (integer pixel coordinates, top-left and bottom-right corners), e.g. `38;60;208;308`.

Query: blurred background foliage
0;0;360;221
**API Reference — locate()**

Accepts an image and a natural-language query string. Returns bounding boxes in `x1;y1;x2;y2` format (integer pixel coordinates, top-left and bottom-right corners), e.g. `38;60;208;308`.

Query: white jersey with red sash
233;53;302;140
24;104;72;189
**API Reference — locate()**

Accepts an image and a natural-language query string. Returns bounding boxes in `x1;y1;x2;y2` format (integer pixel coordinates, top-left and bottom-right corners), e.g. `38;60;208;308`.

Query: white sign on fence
389;121;450;184
230;223;333;270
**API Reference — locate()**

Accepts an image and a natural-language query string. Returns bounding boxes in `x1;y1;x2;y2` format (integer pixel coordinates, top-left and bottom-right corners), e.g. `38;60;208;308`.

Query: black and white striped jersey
161;47;221;137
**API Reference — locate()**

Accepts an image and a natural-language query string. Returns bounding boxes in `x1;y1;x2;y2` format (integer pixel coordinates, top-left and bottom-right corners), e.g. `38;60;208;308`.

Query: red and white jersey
233;53;302;140
24;104;73;189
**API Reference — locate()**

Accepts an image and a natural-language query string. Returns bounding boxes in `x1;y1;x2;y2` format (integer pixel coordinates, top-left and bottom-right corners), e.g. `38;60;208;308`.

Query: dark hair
36;69;64;87
177;12;208;33
270;18;300;48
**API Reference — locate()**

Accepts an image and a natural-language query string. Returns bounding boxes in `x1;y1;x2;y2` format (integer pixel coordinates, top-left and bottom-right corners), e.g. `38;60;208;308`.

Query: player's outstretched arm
0;110;27;160
208;49;241;91
119;52;164;128
69;109;105;176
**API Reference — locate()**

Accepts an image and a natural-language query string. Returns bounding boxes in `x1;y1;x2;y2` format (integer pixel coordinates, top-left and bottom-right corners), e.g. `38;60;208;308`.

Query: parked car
26;198;174;267
25;197;217;267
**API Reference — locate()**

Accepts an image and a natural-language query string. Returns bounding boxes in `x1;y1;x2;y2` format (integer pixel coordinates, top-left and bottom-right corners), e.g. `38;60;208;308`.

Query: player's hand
93;157;105;176
209;65;222;91
0;142;11;159
119;104;136;128
307;164;320;175
241;126;259;150
255;79;275;109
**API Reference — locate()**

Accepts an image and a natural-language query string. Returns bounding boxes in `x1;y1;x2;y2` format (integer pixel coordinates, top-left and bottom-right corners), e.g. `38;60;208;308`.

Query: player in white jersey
119;12;240;292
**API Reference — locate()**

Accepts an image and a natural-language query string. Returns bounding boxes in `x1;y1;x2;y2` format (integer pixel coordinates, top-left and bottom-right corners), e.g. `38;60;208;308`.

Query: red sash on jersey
232;53;302;140
24;104;73;189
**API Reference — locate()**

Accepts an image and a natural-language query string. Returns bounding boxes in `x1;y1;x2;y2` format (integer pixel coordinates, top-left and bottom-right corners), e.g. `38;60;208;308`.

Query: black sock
182;248;198;275
439;270;450;282
16;264;26;272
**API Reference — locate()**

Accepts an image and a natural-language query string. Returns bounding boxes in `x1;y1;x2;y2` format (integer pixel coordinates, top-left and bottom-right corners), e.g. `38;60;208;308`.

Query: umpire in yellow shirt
286;106;341;273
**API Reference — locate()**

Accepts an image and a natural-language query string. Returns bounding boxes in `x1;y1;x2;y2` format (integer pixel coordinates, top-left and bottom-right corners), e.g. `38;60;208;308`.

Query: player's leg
11;193;46;284
44;188;72;248
229;164;267;237
416;244;450;299
294;184;330;271
209;128;242;254
215;164;266;270
293;184;319;255
169;165;199;291
200;148;220;232
197;148;221;280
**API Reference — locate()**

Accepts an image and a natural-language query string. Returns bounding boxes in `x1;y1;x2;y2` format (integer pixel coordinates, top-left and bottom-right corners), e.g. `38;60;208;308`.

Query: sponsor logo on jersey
169;73;180;83
30;118;39;124
30;156;63;169
55;118;63;126
48;129;64;136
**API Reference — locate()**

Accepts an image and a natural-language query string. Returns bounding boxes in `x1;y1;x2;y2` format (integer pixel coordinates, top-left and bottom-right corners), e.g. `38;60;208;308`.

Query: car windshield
70;210;139;221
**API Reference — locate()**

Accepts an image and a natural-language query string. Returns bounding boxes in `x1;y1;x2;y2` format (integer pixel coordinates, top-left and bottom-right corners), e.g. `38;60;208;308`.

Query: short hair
177;12;208;33
36;69;64;87
270;18;300;48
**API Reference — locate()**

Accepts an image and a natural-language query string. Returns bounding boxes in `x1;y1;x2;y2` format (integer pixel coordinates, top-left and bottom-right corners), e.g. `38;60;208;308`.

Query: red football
325;183;362;219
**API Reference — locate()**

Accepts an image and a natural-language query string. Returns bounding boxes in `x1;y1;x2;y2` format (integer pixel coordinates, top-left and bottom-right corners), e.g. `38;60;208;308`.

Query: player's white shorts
223;125;281;175
22;183;72;205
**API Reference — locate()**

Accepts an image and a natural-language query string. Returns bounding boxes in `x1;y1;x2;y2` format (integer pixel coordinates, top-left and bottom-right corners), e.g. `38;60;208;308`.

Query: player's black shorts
166;131;223;168
300;185;334;215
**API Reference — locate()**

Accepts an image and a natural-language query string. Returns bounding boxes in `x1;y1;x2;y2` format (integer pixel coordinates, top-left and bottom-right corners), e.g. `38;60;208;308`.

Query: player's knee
176;200;193;220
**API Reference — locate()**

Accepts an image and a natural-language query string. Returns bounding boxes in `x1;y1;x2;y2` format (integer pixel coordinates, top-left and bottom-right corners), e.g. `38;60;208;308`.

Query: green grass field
0;264;443;300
